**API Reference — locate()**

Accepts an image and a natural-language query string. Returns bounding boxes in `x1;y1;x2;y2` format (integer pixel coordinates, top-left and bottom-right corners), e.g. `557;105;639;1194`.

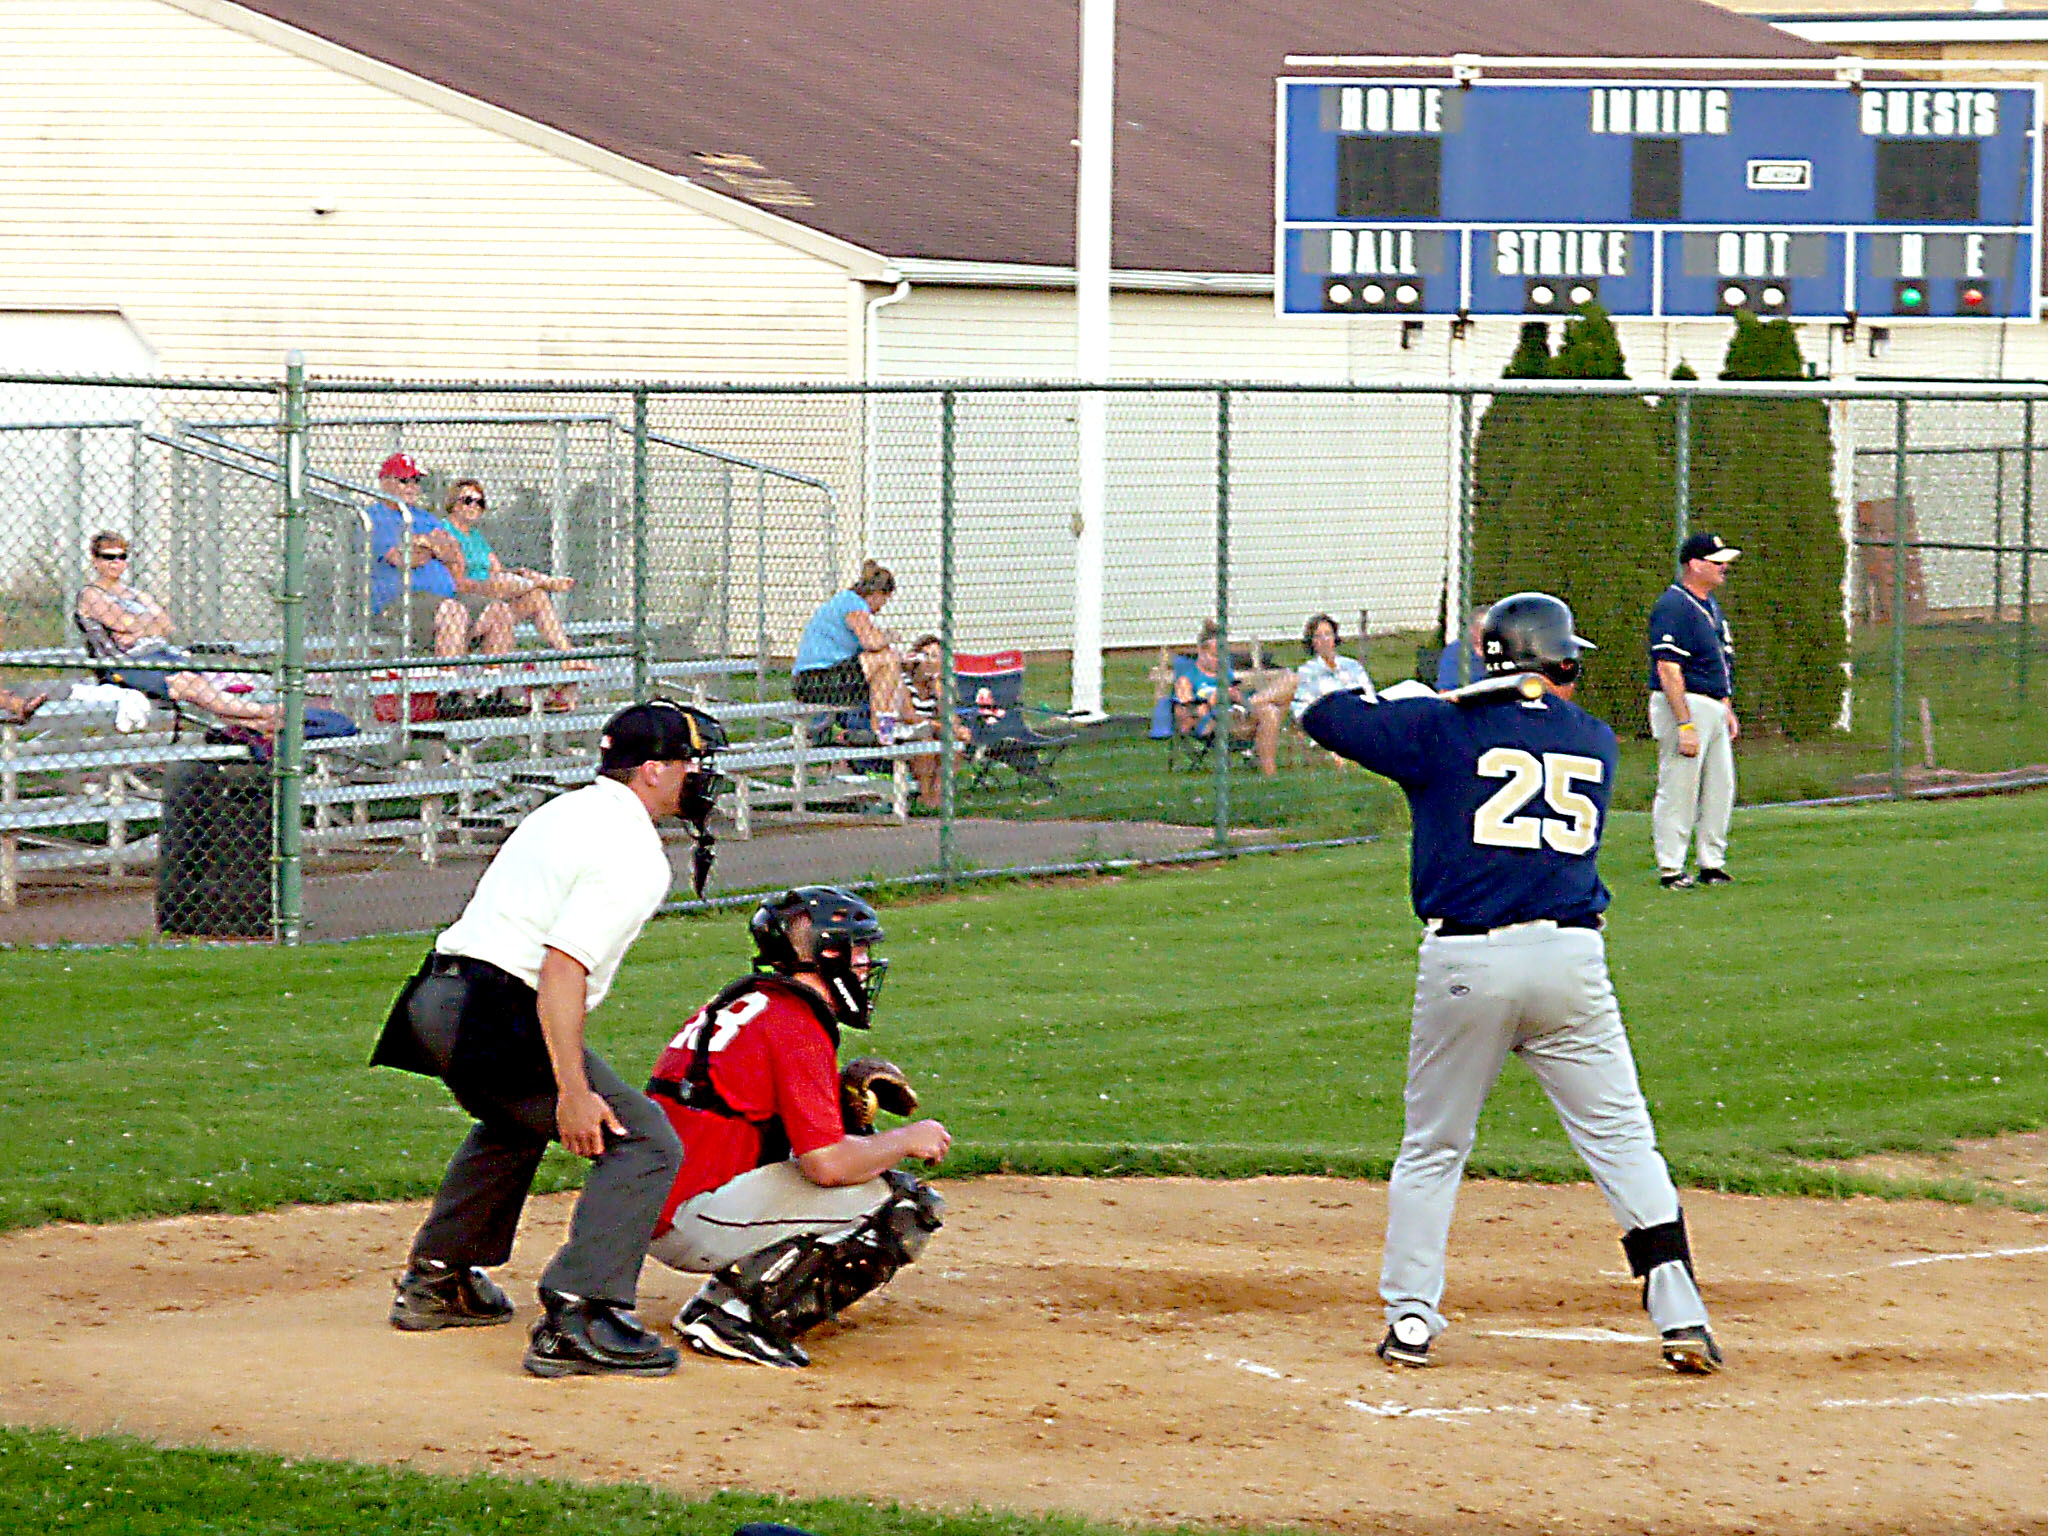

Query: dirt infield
4;1176;2045;1534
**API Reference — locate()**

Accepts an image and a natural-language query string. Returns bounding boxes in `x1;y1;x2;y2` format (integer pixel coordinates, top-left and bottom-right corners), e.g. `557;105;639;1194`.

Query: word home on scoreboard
1276;78;2042;321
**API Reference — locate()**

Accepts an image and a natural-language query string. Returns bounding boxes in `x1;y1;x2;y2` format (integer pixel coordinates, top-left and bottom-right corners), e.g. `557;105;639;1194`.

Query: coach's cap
378;451;422;481
1679;532;1741;565
599;700;727;771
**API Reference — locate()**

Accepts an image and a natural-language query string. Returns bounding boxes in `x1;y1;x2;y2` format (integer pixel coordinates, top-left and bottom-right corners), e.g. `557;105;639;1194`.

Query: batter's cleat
1376;1314;1433;1368
1696;867;1732;886
1660;1325;1724;1375
389;1260;515;1331
677;1293;809;1369
522;1291;678;1378
1659;872;1696;890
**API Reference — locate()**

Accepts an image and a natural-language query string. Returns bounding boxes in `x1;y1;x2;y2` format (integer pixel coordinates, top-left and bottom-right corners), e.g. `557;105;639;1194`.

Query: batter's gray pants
1380;924;1708;1340
1649;691;1735;876
411;1050;682;1307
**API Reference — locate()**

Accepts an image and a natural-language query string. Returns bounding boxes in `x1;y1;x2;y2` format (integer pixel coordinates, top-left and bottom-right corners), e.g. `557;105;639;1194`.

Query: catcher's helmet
1480;592;1597;687
750;886;889;1028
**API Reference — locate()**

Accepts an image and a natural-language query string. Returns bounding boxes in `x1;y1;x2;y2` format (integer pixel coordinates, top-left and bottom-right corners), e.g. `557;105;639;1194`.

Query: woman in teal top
791;561;910;741
441;479;589;709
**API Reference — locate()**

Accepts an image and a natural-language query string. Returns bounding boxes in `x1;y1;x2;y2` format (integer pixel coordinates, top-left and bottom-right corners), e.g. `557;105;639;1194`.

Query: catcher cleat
1660;1325;1724;1375
389;1260;514;1331
1659;872;1696;891
522;1291;677;1378
677;1292;808;1369
1696;867;1732;886
1376;1314;1433;1368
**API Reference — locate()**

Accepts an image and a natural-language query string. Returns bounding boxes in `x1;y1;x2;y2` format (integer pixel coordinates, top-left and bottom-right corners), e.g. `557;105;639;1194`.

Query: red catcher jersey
650;980;843;1235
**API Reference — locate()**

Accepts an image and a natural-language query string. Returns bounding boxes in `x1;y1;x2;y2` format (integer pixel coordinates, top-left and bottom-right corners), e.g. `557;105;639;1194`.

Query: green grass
0;1425;1232;1536
4;791;2047;1232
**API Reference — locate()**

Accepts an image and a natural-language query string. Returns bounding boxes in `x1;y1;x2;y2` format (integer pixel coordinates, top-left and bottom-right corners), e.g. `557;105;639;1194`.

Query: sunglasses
455;494;485;507
393;475;422;485
94;550;130;561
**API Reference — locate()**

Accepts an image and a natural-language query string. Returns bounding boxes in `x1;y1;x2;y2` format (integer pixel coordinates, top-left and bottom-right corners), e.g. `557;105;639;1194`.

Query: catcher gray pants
410;1049;681;1307
1380;924;1709;1341
646;1161;892;1274
1649;692;1735;875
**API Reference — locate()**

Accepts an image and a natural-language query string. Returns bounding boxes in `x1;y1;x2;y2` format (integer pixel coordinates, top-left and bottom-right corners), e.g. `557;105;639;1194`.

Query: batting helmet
750;886;890;1028
1480;592;1596;687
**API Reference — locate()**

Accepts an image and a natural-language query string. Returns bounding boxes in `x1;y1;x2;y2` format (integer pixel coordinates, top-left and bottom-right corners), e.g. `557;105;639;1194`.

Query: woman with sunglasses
440;480;589;711
75;533;281;733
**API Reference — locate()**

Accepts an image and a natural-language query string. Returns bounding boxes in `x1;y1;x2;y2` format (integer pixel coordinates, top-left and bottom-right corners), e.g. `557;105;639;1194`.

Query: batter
1297;591;1721;1375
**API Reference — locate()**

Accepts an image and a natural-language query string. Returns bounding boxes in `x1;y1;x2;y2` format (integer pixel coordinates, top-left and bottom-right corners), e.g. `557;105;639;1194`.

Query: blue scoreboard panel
1276;79;2042;321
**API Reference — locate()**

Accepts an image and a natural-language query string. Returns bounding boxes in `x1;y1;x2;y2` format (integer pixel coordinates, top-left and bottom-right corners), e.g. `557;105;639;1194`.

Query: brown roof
227;0;1825;273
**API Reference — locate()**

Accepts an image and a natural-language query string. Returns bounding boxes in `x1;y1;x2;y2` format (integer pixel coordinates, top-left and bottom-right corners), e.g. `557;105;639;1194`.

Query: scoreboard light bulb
1961;284;1989;309
1721;285;1747;308
1898;284;1926;310
1329;284;1353;306
1395;283;1420;306
1530;284;1555;306
1569;284;1594;306
1762;286;1786;308
1362;283;1387;304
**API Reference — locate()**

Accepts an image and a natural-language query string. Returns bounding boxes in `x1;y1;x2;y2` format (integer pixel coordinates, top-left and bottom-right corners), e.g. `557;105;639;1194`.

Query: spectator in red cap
368;454;519;706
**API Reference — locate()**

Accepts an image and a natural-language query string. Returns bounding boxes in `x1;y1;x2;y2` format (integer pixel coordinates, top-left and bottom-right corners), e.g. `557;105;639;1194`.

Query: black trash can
157;761;274;938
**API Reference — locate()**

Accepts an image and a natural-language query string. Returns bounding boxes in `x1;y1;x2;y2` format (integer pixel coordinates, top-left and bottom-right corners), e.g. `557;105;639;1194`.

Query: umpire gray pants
1649;692;1735;875
1381;924;1708;1339
411;1048;681;1307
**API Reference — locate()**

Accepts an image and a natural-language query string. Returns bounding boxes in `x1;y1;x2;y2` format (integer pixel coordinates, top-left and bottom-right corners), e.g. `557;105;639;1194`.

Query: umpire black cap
598;700;727;772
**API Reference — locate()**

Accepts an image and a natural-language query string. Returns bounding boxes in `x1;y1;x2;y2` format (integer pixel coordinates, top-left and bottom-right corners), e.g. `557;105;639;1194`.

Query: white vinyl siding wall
0;0;856;380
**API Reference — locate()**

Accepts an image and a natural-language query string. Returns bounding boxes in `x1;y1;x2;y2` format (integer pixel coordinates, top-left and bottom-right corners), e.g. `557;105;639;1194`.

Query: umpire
372;700;728;1378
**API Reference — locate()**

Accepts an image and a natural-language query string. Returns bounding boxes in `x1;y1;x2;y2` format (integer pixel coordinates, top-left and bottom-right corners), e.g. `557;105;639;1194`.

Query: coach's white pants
1380;925;1708;1339
1649;692;1735;875
645;1161;892;1274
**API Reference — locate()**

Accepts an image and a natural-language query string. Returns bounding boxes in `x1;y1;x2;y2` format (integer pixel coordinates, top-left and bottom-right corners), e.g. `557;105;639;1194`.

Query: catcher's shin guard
722;1174;946;1343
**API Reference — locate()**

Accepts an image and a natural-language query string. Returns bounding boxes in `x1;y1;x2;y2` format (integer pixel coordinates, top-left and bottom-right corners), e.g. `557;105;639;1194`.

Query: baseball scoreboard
1276;78;2042;321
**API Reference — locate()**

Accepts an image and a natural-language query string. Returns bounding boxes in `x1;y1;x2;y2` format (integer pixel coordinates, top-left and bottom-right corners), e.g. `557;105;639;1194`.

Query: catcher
643;885;950;1368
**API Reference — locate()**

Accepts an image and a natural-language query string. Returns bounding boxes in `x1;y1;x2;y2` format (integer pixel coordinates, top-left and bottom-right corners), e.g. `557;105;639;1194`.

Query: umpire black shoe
389;1260;515;1331
1696;867;1732;886
522;1290;678;1378
1660;1325;1724;1375
1376;1314;1433;1368
1659;872;1696;890
676;1291;809;1369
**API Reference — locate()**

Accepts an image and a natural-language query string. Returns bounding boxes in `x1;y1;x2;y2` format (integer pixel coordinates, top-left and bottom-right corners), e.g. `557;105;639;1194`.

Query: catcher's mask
751;885;890;1029
1480;591;1597;688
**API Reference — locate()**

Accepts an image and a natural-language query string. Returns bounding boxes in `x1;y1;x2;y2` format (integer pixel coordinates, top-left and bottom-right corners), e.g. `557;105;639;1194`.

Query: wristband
1677;721;1697;733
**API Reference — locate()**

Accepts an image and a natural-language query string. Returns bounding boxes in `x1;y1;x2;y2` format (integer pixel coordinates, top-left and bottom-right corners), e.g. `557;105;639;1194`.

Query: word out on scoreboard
1276;78;2041;321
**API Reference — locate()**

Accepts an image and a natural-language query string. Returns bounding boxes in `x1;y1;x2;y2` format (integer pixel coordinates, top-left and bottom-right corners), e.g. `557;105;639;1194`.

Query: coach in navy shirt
1646;532;1740;889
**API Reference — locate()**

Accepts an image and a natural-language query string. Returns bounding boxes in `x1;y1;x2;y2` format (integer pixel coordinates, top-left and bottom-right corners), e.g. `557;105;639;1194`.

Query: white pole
1070;0;1114;720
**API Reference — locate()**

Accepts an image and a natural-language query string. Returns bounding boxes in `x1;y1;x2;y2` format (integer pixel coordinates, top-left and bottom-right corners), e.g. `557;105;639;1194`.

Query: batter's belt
1430;915;1604;938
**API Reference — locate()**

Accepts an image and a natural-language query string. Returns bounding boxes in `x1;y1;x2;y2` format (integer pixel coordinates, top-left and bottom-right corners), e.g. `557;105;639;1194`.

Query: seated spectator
367;453;518;662
1436;605;1489;692
1172;620;1289;776
791;561;910;741
440;479;592;712
1272;614;1377;756
74;532;281;733
0;616;46;725
898;634;972;808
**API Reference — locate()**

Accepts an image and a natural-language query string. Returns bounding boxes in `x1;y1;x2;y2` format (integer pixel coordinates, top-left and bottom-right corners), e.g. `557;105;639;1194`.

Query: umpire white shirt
436;777;671;1009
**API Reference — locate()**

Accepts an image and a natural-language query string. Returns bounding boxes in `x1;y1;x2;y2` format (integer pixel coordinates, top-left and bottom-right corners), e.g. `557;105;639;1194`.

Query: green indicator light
1893;280;1928;314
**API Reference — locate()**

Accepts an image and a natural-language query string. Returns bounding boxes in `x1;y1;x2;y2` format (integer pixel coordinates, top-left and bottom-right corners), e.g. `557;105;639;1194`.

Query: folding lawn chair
954;650;1070;793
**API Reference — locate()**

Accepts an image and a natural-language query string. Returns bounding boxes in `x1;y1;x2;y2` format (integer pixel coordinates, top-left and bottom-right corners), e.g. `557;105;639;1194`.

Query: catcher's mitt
840;1056;919;1135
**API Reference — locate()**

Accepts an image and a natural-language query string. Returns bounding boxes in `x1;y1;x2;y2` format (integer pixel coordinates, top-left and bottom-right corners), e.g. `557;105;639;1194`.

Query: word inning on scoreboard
1276;77;2042;321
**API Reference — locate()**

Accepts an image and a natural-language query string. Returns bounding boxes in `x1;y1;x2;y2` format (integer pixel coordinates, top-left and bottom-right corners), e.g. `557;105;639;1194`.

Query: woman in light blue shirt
792;561;909;741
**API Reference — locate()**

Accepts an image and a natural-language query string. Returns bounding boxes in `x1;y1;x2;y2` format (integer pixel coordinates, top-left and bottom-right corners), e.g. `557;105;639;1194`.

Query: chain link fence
0;368;2041;943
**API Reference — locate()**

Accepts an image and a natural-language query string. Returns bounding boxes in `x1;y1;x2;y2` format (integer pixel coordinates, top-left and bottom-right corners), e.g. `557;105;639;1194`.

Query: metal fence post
719;462;734;659
1890;397;1909;799
275;353;310;943
1213;387;1232;851
1993;442;2007;624
939;389;957;886
632;387;650;699
2023;399;2035;702
1457;390;1476;684
1673;392;1692;563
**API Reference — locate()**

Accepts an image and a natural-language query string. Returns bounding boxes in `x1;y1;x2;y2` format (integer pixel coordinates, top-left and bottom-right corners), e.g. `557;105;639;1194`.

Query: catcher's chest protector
648;975;839;1169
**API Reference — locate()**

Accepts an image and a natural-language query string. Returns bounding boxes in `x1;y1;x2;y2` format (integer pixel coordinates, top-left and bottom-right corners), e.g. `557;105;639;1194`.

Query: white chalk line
1482;1326;1648;1343
1208;1352;2048;1424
